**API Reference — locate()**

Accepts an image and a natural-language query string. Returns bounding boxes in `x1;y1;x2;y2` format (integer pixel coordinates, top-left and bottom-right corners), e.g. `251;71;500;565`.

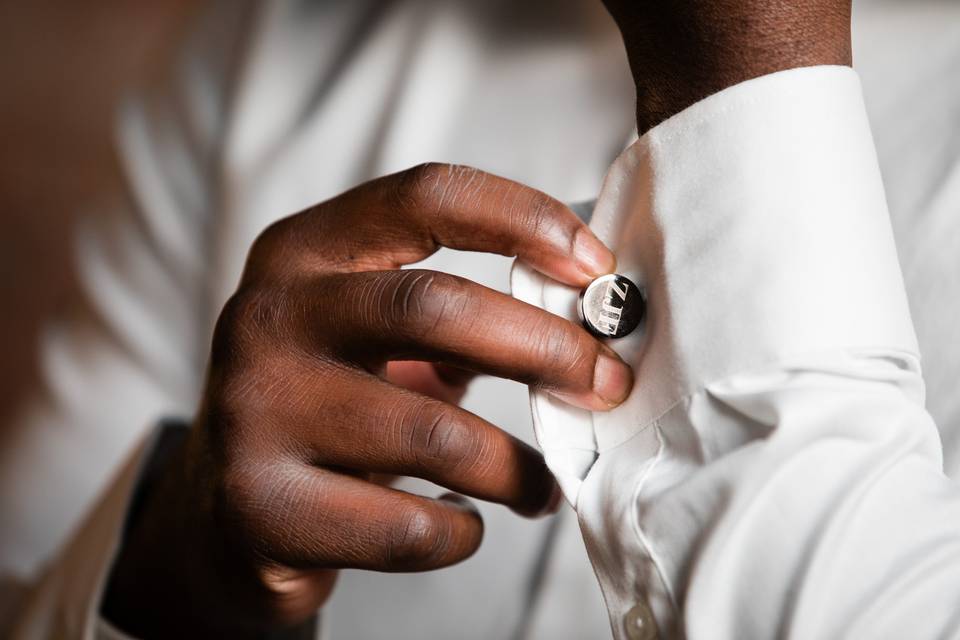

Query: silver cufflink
578;274;644;339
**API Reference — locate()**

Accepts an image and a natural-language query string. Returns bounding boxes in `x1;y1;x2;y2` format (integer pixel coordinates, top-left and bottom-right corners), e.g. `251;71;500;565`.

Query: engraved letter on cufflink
579;274;644;339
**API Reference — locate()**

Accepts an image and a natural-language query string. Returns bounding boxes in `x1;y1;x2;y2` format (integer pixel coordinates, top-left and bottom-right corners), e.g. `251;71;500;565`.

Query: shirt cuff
512;64;918;499
512;65;919;638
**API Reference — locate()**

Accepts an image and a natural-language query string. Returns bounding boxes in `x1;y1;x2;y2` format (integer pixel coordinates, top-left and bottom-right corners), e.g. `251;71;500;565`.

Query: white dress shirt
515;65;948;639
4;1;960;638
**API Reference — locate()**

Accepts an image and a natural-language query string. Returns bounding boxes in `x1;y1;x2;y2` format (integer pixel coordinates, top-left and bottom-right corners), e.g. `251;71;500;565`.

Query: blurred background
0;2;194;429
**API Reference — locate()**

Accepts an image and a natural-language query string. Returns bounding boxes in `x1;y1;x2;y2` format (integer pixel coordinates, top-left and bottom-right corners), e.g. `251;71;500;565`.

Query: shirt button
623;601;658;640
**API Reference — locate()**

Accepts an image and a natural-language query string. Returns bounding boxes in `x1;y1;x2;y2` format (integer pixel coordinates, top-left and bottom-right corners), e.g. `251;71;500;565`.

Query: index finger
249;163;615;286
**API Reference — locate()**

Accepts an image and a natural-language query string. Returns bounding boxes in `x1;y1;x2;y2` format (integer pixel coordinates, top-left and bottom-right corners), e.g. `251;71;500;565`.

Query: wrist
603;0;852;133
101;427;240;638
102;423;321;638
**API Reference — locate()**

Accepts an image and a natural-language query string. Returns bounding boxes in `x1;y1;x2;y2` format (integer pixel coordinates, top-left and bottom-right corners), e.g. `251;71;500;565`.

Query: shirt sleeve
512;65;958;639
7;432;156;639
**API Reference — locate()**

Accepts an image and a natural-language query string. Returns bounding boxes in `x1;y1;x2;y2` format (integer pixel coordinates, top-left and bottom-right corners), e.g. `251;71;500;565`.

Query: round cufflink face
578;273;644;339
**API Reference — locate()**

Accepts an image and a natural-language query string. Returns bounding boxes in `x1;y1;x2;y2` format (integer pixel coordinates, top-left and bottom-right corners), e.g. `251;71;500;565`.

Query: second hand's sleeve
513;65;957;639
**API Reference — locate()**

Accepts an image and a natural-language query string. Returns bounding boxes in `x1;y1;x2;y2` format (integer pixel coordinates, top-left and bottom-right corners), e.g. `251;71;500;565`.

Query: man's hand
102;164;632;637
602;0;853;133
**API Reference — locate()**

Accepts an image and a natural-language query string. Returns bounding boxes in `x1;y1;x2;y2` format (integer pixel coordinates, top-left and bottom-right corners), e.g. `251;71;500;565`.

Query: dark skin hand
104;0;855;636
102;163;632;637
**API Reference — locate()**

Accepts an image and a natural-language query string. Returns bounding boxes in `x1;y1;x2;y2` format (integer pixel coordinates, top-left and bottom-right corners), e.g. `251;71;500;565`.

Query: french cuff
512;64;918;502
512;65;919;637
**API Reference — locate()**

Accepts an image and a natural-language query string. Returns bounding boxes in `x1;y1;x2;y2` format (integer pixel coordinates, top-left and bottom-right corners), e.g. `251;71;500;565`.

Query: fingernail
593;350;633;407
573;228;616;278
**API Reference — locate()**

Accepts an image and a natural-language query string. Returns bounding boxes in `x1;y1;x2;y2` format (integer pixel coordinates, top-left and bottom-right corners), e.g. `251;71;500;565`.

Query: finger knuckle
250;218;287;257
443;163;486;202
393;163;487;216
386;270;469;338
533;320;595;386
215;283;303;355
393;162;447;212
246;216;303;278
215;289;271;351
405;403;474;470
524;191;565;239
386;506;447;567
207;293;303;451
